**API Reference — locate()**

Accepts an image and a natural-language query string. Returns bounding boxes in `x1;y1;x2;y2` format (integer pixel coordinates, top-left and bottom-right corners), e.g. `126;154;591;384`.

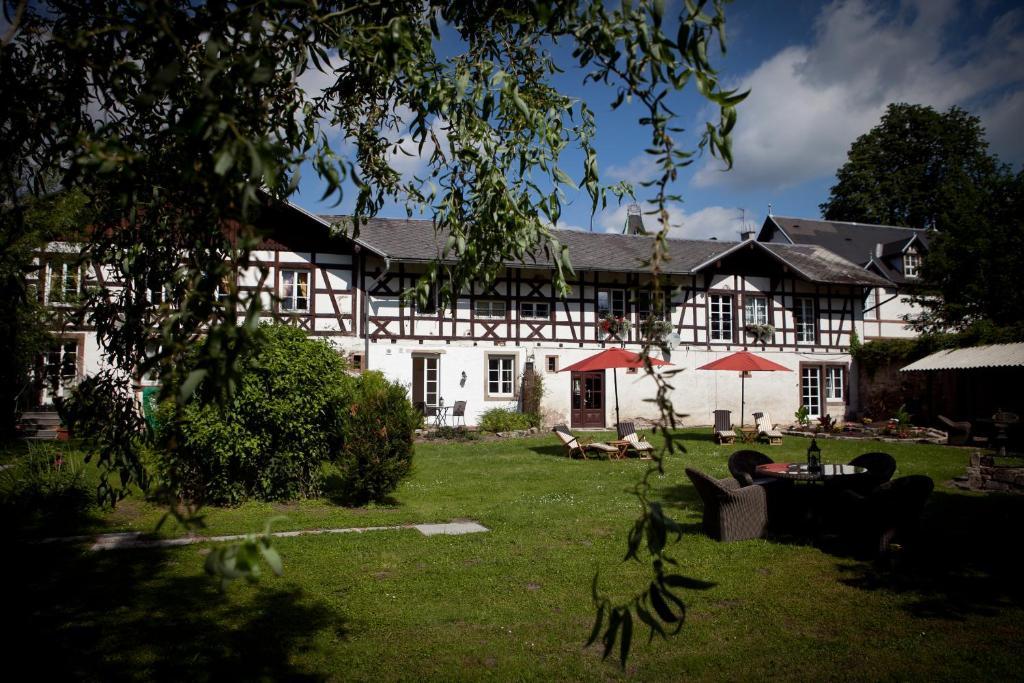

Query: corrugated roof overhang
900;343;1024;372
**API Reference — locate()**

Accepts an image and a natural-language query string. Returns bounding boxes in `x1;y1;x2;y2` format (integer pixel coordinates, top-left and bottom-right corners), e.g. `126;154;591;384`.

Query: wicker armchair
727;450;775;486
828;452;897;496
685;467;768;542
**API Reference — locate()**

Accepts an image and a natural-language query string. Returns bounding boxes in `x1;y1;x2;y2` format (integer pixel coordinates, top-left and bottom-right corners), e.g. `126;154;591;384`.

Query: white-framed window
903;251;921;278
825;366;845;401
546;355;558;373
46;260;80;304
744;295;769;326
148;285;169;305
519;301;549;319
597;289;626;318
280;269;310;312
863;288;877;320
708;294;733;342
487;355;515;397
794;297;816;344
637;290;668;320
801;366;822;417
475;299;506;318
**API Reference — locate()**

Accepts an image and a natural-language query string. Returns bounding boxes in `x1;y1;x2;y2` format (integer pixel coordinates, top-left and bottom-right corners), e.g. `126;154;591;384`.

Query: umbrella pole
740;372;746;427
613;368;620;430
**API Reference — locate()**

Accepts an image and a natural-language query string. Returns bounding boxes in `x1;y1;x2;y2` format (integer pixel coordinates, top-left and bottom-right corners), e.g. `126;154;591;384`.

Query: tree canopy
820;103;1000;231
821;102;1023;340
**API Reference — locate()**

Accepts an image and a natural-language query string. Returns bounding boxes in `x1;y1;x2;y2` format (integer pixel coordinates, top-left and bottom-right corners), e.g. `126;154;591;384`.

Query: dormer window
903;250;921;278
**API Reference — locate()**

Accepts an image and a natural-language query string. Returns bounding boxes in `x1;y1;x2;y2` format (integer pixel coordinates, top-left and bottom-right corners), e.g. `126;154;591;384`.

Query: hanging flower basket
600;314;631;338
745;323;775;345
641;318;673;342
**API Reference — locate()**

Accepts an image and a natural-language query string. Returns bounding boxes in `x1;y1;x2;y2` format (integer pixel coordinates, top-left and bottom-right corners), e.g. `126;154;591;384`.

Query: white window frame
280;269;310;312
801;367;822;418
863;288;877;320
487;355;515;398
545;355;558;373
597;289;626;318
47;260;80;305
519;301;550;319
794;297;816;344
903;251;921;278
825;366;845;401
475;299;506;319
422;355;439;408
708;294;733;342
744;295;769;326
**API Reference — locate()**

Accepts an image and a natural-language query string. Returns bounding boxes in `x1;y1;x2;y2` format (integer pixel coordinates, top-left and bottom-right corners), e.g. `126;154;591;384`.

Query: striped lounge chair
713;409;736;445
753;411;784;445
616;421;655;457
552;424;618;459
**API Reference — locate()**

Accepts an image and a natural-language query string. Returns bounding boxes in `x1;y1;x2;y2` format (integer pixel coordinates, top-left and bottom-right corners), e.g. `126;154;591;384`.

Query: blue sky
293;0;1024;241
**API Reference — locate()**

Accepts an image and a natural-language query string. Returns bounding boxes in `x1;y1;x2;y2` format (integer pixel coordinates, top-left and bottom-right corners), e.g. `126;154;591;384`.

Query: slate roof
761;215;928;285
314;213;888;287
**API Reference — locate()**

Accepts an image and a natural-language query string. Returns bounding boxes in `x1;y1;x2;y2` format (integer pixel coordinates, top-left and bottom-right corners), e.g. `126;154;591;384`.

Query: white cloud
594;202;753;241
693;0;1024;190
605;154;663;183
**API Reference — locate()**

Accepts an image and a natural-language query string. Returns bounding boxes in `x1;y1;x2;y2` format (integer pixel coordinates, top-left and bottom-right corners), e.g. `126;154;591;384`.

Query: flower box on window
599;314;630;339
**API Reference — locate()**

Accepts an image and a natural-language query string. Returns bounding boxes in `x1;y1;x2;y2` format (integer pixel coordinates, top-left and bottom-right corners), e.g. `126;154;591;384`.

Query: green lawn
6;431;1023;681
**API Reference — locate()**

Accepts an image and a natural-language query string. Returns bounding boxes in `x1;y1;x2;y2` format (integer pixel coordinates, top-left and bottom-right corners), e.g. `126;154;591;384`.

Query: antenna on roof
738;208;755;241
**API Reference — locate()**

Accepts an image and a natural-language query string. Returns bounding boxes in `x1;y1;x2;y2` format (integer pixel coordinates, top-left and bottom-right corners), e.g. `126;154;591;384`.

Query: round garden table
756;462;867;482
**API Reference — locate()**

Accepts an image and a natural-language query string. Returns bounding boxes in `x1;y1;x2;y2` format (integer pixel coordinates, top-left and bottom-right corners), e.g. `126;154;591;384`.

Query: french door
37;340;79;406
570;371;605;428
412;355;440;416
801;367;821;418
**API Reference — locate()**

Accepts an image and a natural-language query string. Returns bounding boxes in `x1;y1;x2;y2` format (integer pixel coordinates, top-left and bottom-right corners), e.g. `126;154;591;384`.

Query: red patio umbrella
560;348;673;427
697;351;791;426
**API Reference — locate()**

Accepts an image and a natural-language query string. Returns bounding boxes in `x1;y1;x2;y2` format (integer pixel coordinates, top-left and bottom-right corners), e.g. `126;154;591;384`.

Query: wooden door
570;371;605;428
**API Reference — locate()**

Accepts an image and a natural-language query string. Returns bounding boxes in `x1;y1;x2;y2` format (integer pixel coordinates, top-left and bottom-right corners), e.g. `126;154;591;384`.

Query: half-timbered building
29;202;892;429
757;215;930;341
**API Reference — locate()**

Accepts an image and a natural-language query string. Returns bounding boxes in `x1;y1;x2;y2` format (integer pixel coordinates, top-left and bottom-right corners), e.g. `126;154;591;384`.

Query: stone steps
16;410;61;440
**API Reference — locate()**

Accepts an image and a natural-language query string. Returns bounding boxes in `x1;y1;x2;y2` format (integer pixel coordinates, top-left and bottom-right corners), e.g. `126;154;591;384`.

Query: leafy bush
478;407;534;433
156;325;350;505
327;371;417;505
0;444;93;534
794;405;810;428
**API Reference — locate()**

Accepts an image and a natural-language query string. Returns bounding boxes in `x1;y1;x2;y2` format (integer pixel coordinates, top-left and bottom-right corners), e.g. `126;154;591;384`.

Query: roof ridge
772;215;924;231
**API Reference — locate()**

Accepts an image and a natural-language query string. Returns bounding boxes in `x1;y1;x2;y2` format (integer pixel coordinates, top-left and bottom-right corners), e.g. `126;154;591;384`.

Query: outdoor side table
608;439;631;460
738;427;758;443
433;406;452;428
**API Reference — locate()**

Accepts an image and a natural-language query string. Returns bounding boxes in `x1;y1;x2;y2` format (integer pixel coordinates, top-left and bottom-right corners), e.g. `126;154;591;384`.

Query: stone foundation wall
955;453;1024;493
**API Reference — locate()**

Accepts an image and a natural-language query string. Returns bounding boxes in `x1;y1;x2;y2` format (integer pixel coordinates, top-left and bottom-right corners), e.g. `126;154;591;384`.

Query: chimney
741;229;755;241
625;203;646;235
875;243;883;258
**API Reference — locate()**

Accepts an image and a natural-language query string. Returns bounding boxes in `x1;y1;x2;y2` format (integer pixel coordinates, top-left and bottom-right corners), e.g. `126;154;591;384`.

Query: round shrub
156;324;351;505
328;371;417;505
